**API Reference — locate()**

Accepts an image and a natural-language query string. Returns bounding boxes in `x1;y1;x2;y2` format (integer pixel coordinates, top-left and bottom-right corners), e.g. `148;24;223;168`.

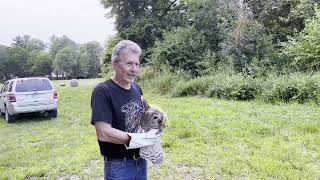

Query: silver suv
0;77;58;123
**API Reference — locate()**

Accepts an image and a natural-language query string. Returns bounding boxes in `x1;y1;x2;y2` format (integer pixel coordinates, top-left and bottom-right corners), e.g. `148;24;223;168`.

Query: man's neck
112;77;131;90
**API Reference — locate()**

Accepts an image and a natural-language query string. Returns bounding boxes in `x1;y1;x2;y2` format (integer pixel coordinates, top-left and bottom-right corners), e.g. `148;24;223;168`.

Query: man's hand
125;129;161;149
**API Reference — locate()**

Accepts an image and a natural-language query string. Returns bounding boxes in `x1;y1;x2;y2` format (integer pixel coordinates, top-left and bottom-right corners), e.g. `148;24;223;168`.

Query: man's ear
112;61;117;71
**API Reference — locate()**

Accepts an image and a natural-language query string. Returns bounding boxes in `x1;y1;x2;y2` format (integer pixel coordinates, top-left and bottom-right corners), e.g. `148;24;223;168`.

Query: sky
0;0;116;46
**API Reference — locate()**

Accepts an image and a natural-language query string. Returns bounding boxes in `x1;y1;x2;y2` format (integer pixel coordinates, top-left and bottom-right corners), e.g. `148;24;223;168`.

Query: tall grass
139;70;320;104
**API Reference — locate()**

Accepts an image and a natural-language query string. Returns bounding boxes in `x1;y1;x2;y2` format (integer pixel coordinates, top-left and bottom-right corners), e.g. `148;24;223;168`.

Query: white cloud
0;0;116;46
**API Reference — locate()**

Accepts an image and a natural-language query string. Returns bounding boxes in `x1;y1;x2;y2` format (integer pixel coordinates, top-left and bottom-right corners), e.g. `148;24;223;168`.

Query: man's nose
130;64;139;71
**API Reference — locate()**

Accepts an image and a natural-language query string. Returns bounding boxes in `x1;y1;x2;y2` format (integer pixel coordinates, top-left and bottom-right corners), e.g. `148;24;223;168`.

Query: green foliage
139;68;320;104
151;26;216;77
220;18;277;74
7;46;29;77
28;52;53;76
138;67;185;95
0;45;10;78
206;75;261;101
49;35;77;60
137;66;158;82
53;46;79;78
246;0;317;43
100;35;121;77
79;42;103;78
98;0;320;76
171;76;214;97
262;73;320;103
186;0;223;52
100;0;186;52
169;73;261;101
283;6;320;71
11;35;46;52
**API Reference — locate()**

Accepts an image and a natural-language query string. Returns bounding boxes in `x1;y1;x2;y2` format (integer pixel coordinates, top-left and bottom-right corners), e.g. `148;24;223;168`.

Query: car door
0;82;9;113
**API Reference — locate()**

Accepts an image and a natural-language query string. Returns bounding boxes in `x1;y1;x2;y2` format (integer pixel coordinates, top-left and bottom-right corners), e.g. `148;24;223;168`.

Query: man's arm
94;121;130;144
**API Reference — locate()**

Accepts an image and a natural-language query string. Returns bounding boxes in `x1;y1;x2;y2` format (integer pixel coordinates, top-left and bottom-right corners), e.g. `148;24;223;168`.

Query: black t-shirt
91;79;144;157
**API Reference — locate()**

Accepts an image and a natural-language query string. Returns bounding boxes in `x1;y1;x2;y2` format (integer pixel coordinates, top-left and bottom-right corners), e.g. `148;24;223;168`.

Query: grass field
0;79;319;179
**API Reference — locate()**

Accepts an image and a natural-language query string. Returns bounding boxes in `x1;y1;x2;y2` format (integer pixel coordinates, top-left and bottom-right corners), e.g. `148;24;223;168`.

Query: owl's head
140;100;166;132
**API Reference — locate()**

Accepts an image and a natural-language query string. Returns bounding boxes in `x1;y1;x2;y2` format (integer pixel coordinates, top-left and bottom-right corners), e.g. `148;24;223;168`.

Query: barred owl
138;100;166;167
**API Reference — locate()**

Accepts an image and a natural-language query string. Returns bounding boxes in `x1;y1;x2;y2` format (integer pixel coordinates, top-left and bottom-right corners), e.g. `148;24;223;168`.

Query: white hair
111;40;142;63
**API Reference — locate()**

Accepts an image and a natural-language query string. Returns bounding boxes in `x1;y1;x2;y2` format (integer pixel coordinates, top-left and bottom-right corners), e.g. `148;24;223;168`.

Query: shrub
206;74;261;101
262;74;320;103
230;80;261;101
139;71;184;95
137;66;158;82
171;76;215;97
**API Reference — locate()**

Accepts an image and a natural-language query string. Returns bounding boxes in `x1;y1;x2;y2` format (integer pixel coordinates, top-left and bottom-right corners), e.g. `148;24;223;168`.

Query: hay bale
70;79;79;87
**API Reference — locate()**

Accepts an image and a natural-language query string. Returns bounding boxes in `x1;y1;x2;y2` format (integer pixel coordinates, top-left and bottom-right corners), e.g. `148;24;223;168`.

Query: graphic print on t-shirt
121;100;143;133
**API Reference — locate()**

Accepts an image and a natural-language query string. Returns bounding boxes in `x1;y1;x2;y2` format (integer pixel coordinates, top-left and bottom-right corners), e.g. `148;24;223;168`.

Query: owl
138;100;166;167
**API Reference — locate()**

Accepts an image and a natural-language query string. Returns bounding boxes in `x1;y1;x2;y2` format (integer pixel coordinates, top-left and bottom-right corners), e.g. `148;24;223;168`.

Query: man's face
113;51;140;84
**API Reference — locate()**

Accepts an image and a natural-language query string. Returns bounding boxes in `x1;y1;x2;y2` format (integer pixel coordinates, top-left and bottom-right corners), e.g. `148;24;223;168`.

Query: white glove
125;129;161;149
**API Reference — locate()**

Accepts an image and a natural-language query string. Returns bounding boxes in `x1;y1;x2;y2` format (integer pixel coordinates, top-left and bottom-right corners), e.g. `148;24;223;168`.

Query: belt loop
124;157;127;163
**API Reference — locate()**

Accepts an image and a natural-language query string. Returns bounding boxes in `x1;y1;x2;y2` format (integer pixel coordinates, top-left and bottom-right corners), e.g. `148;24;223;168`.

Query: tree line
100;0;320;77
0;35;103;79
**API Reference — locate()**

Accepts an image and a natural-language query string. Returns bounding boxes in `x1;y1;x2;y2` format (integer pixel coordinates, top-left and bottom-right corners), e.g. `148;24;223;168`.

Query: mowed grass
0;79;319;179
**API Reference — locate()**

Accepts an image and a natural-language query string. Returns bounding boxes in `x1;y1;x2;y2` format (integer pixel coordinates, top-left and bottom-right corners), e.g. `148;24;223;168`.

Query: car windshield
15;79;53;92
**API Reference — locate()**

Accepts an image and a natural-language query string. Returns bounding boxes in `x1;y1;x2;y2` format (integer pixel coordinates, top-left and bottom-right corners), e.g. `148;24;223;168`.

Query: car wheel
47;110;57;118
5;107;16;123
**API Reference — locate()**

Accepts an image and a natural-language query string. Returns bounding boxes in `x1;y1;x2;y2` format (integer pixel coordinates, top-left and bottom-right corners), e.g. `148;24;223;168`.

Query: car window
3;82;9;92
15;79;53;92
1;83;7;93
8;81;13;92
0;84;5;93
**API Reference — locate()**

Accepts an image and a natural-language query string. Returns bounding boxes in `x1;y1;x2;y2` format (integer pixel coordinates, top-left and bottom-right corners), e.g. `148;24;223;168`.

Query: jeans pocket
105;160;125;172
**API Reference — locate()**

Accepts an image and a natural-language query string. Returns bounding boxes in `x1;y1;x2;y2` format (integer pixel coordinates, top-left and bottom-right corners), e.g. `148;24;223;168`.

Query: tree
28;52;53;76
245;0;318;43
11;35;46;52
151;26;215;77
186;0;225;52
283;6;320;71
49;35;77;60
0;45;10;79
100;35;122;76
7;47;29;77
53;46;79;78
79;42;103;78
100;0;186;60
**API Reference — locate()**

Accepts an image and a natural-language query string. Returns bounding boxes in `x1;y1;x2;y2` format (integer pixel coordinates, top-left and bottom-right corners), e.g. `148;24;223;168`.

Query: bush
206;74;261;101
262;74;320;103
139;71;184;95
138;65;320;104
230;80;260;101
137;66;158;82
171;76;215;97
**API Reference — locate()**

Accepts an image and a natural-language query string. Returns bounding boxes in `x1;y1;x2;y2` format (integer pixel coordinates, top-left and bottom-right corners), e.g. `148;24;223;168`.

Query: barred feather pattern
139;142;164;167
138;101;166;167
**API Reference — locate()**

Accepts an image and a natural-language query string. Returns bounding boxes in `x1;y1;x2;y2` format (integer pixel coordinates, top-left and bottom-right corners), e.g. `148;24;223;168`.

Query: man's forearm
103;127;131;144
95;121;130;144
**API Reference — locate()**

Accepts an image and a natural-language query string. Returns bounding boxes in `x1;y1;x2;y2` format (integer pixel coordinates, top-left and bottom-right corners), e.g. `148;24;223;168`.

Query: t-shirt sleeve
90;84;113;125
136;83;143;95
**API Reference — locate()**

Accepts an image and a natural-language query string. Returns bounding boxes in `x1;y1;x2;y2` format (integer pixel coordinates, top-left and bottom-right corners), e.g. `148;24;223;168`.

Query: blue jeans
104;158;147;180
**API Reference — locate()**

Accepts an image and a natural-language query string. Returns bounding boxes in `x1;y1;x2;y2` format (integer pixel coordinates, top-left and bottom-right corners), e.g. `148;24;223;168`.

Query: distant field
0;79;319;179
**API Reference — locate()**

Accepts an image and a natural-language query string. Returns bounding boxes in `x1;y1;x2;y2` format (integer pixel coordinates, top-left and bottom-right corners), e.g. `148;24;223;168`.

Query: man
91;40;160;180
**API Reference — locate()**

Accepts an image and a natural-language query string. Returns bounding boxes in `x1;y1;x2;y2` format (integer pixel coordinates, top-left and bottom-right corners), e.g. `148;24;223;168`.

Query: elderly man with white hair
90;40;160;180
